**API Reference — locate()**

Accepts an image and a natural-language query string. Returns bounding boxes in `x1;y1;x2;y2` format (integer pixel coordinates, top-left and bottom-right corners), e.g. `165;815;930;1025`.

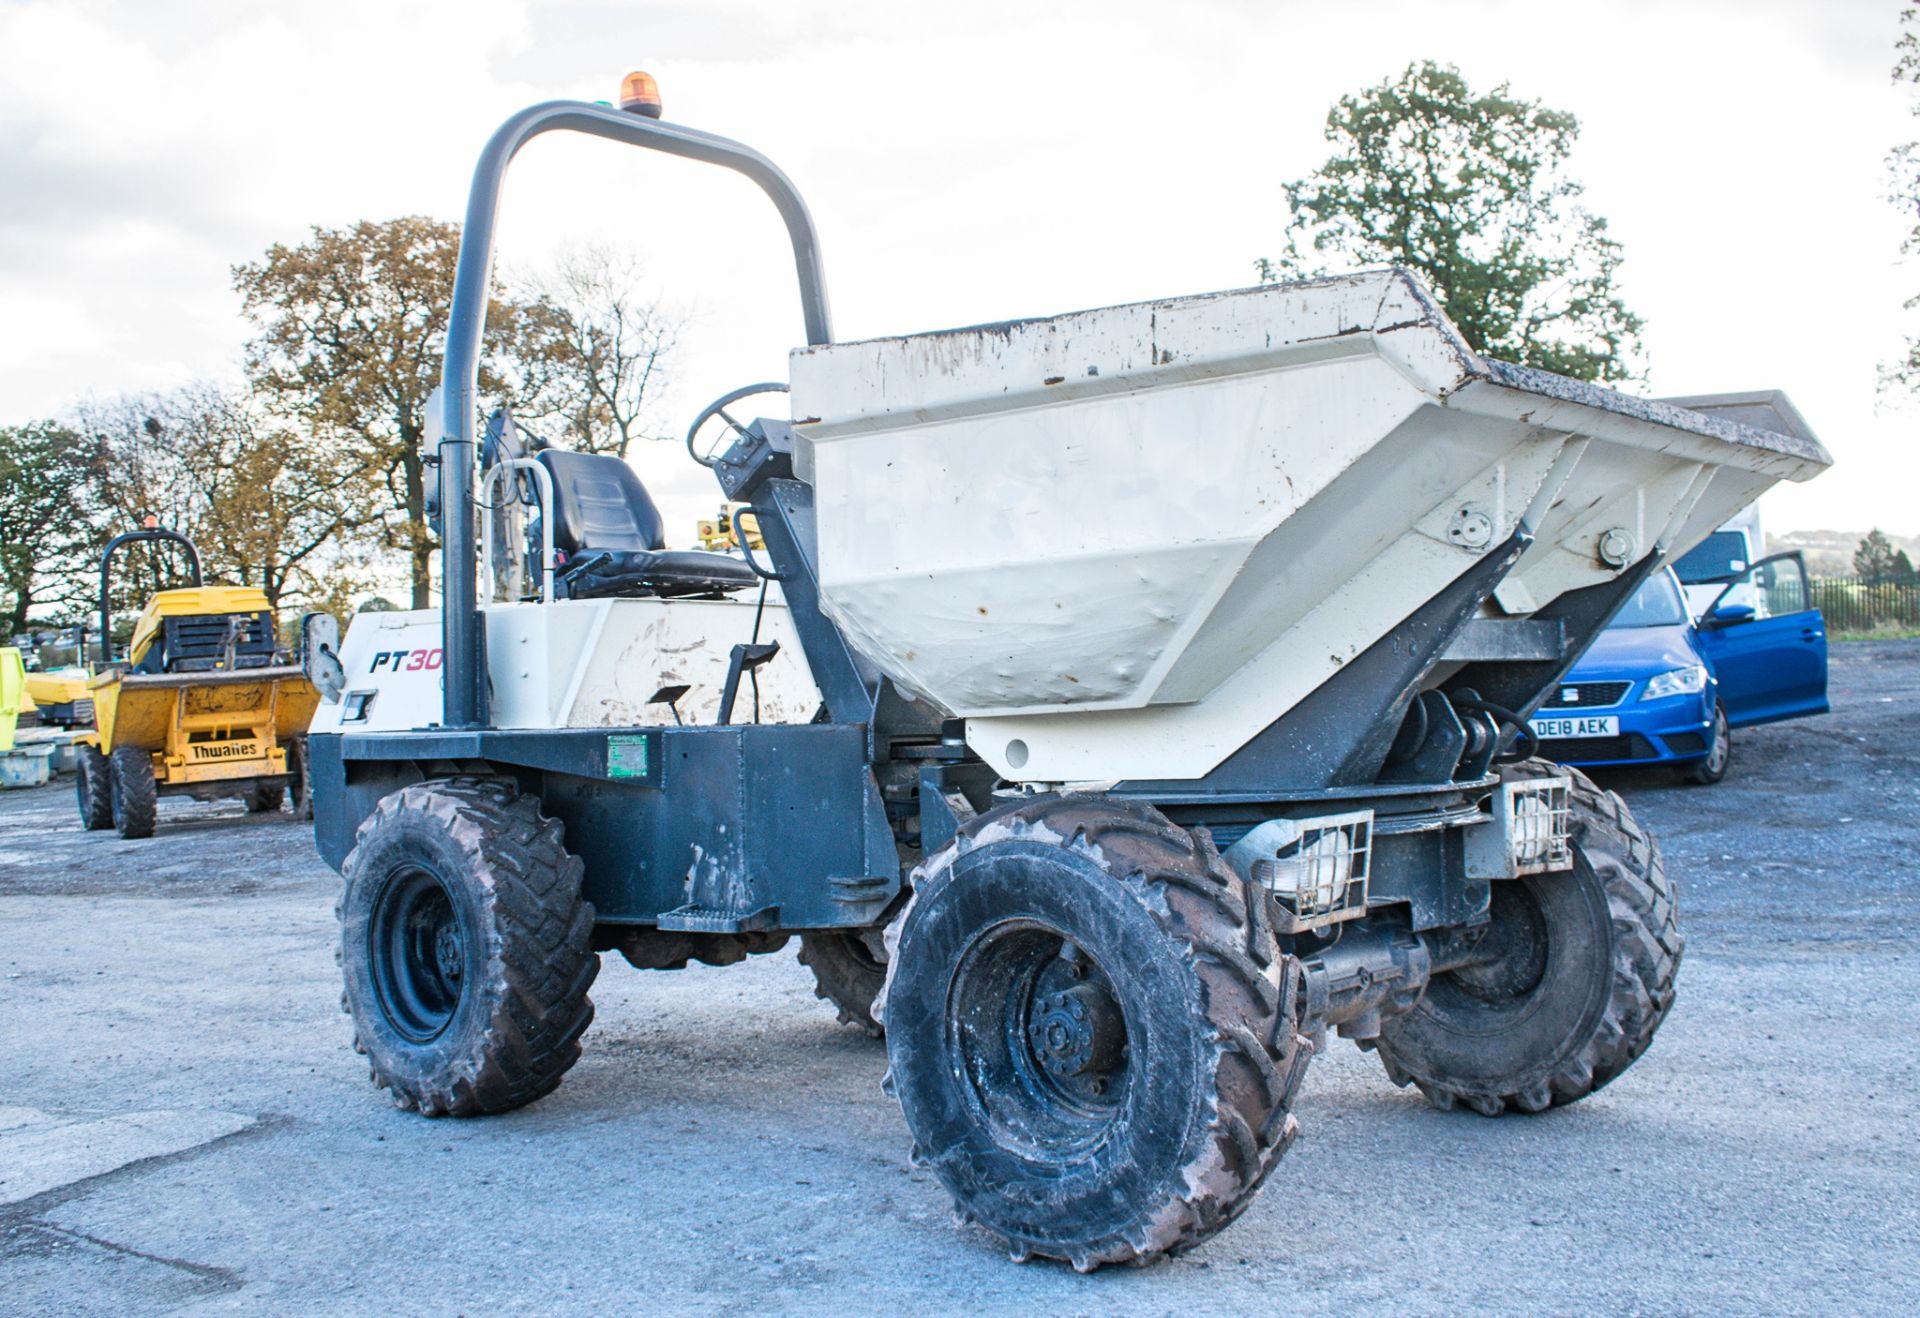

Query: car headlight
1640;665;1708;701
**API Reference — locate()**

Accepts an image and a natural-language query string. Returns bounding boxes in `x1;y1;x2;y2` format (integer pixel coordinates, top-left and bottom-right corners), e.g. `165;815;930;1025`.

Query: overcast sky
1;0;1912;544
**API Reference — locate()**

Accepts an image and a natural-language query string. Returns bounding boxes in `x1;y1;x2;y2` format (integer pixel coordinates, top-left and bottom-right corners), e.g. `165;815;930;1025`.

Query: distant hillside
1768;528;1920;577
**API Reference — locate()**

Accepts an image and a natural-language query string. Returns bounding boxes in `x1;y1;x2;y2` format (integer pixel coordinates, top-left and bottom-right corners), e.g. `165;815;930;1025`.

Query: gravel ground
2;641;1916;1315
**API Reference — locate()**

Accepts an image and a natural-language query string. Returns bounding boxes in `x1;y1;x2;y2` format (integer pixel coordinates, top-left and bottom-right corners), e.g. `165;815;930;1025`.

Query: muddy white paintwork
311;596;822;734
788;270;1830;783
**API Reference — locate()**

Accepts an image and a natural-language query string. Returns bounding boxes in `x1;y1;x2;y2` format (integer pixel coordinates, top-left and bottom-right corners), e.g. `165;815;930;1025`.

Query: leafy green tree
0;421;101;640
1854;527;1901;583
1893;548;1918;584
1262;61;1645;383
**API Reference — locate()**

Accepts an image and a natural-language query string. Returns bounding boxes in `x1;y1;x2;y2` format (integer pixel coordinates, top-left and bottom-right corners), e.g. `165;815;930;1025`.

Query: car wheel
1678;703;1729;785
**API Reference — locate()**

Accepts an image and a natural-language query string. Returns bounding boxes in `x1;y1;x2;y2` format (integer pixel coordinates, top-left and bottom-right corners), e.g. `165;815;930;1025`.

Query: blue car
1528;553;1829;784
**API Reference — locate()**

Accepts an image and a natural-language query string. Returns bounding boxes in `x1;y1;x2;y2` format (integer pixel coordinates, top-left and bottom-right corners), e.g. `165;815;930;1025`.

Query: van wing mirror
299;612;346;703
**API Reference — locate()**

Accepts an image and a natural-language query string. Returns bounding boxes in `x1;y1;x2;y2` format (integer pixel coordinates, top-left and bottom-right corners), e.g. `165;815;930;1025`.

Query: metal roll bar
99;528;202;666
437;100;833;728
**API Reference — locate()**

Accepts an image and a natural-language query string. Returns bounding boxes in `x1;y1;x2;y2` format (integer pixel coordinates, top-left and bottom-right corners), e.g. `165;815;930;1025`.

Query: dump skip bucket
789;270;1829;781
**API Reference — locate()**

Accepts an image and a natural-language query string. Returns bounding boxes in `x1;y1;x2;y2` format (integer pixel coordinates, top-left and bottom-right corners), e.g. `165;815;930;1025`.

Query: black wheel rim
1441;879;1551;1008
368;866;467;1043
947;921;1130;1162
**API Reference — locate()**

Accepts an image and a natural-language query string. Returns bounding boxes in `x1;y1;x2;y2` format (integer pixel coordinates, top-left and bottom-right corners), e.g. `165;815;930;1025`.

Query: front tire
76;744;113;830
1372;764;1681;1115
108;747;157;839
879;795;1309;1270
337;778;598;1116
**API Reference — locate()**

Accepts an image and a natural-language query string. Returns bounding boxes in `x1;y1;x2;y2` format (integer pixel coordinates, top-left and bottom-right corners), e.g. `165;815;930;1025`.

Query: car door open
1694;551;1829;727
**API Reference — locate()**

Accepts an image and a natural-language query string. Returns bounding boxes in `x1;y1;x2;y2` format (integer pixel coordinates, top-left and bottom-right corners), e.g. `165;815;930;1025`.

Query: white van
1660;391;1819;618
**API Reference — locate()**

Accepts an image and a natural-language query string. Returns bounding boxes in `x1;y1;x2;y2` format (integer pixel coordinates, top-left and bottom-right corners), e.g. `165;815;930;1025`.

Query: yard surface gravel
2;641;1915;1314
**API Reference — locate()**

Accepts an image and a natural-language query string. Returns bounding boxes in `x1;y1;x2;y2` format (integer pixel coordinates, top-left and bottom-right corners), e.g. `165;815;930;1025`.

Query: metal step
655;903;779;934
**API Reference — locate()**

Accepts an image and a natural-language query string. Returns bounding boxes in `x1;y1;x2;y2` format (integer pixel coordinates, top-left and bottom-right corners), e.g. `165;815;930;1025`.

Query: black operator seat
536;448;758;600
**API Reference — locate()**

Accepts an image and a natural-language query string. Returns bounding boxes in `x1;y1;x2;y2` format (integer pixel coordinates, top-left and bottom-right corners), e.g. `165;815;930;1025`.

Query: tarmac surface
2;640;1916;1315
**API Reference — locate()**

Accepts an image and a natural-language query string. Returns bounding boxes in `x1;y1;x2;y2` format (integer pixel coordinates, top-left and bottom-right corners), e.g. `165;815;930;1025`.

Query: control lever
717;641;780;725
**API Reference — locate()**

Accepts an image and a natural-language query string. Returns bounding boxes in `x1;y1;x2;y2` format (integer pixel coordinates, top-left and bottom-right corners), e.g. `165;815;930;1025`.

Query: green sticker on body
607;734;651;779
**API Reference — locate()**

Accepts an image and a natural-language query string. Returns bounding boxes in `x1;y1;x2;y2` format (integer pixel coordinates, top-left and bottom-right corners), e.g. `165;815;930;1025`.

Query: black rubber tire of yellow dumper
798;931;888;1037
244;781;286;813
1371;762;1681;1115
879;794;1311;1271
337;778;598;1117
287;736;313;821
108;746;157;839
76;743;113;830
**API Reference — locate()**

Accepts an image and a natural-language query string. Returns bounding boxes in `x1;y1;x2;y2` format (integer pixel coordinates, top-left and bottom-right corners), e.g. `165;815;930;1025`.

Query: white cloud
1;0;1914;541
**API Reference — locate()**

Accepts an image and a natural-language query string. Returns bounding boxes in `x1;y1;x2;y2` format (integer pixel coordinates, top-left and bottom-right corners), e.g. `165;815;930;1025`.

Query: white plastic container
0;744;54;789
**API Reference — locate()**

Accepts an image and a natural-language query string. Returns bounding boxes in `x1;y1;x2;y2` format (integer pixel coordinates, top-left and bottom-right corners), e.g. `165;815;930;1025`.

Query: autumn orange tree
234;217;550;608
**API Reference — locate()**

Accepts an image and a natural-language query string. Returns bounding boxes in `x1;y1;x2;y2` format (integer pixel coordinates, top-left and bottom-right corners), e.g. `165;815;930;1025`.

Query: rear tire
287;736;313;820
1678;703;1730;785
75;744;113;830
337;778;598;1116
108;747;157;839
244;781;286;813
798;931;887;1037
879;795;1309;1270
1372;763;1681;1115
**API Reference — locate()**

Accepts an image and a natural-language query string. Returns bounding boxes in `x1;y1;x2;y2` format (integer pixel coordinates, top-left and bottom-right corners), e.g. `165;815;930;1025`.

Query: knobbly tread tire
244;781;286;813
337;777;598;1117
798;931;887;1037
878;793;1311;1271
108;746;157;839
1373;760;1682;1116
288;736;313;821
75;744;113;830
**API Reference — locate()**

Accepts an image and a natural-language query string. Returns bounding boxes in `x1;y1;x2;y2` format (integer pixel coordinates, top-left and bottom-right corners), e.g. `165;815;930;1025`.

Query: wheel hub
1028;983;1125;1081
368;867;465;1043
434;923;464;982
1450;881;1550;1003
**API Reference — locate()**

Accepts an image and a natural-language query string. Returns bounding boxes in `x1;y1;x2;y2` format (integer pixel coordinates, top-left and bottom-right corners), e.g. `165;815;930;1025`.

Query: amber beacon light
618;70;663;117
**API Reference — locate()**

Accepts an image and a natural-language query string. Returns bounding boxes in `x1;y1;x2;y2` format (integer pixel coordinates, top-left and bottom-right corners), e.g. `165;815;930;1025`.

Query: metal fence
1810;576;1920;637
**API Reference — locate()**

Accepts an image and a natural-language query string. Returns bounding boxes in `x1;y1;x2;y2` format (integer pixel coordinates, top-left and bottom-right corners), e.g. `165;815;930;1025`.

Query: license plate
1529;715;1618;740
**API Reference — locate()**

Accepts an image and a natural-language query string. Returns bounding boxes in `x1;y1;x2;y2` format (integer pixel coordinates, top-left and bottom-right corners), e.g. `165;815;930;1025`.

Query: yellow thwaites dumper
75;528;319;838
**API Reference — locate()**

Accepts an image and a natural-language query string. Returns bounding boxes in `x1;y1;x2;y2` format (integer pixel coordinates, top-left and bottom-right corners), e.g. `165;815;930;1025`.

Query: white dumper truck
302;90;1830;1270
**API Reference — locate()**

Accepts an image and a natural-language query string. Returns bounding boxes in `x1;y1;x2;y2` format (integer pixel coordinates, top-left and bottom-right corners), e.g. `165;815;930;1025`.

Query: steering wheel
685;381;789;467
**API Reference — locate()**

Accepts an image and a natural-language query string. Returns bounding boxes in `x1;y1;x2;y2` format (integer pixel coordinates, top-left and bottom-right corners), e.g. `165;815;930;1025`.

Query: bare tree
76;384;382;614
517;245;681;459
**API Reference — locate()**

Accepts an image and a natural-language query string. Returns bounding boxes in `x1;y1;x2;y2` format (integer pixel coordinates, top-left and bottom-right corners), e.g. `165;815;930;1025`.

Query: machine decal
369;648;443;674
189;739;265;762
